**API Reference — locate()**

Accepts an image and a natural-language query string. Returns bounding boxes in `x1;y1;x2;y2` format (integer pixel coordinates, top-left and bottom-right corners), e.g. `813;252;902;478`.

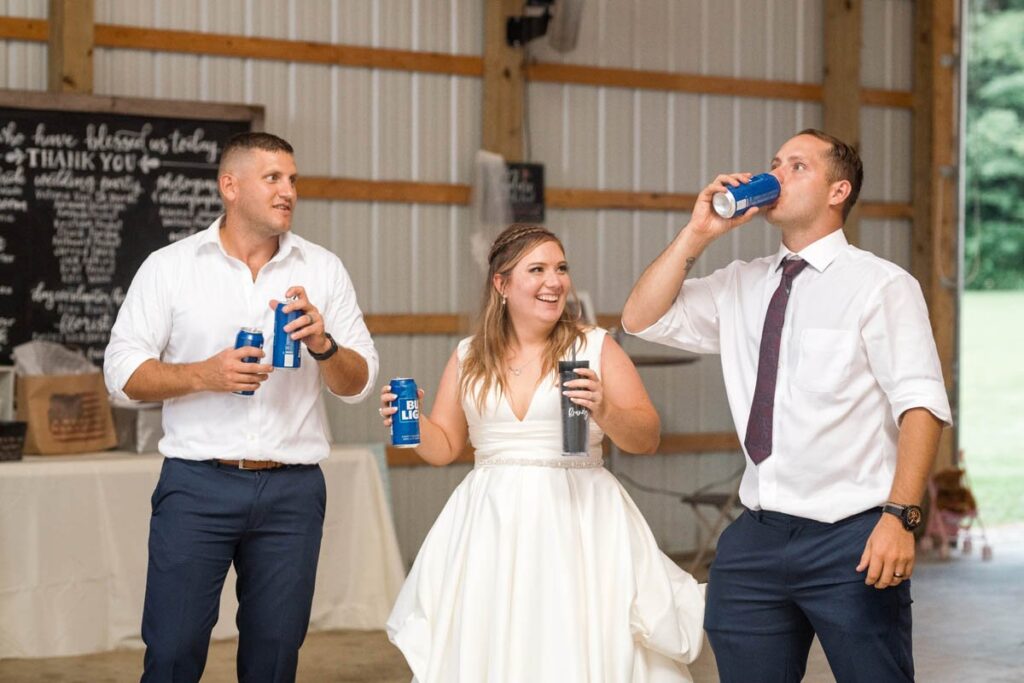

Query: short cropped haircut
796;128;863;223
218;132;294;175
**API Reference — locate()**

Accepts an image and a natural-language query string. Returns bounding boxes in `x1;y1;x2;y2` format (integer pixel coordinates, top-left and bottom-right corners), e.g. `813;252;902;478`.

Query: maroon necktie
744;257;809;464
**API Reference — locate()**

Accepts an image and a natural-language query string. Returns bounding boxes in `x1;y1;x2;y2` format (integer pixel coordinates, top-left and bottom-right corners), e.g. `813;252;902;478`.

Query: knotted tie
744;257;809;464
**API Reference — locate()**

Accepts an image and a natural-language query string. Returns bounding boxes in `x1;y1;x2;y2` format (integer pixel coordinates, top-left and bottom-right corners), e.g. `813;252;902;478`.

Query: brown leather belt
216;459;288;471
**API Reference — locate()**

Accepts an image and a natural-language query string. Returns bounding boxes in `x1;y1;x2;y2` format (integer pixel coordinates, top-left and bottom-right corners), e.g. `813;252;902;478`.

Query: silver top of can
390;377;415;382
712;191;737;218
241;326;263;334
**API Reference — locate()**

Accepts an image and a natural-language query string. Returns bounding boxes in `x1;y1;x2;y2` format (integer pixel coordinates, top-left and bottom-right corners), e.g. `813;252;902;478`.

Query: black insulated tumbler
559;359;590;456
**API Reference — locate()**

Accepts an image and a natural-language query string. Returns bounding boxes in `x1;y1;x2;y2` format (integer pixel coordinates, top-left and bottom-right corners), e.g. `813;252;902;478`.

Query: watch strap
882;502;905;518
882;502;921;531
308;332;338;361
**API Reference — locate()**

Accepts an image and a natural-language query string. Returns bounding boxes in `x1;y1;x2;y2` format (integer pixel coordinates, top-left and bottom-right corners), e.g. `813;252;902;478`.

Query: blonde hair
459;224;587;412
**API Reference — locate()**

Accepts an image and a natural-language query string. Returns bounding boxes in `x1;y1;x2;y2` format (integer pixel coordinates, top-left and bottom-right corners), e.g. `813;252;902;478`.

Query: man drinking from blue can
622;129;951;683
104;132;378;683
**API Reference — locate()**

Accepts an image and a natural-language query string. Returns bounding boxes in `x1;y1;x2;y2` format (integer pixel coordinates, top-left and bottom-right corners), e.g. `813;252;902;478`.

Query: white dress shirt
104;217;378;464
628;229;951;522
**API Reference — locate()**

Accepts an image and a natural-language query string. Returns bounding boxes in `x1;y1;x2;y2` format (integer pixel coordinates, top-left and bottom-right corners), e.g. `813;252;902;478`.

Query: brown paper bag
16;373;117;454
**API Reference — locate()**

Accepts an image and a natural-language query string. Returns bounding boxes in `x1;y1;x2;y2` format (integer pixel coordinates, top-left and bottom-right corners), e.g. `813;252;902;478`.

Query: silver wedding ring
893;572;904;578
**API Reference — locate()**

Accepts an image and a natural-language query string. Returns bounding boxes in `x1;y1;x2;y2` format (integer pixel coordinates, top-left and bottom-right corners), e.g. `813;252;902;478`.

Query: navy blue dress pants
705;508;914;683
140;458;326;683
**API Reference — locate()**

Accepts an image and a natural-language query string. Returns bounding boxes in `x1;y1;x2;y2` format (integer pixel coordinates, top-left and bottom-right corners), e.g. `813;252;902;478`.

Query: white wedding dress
387;328;705;682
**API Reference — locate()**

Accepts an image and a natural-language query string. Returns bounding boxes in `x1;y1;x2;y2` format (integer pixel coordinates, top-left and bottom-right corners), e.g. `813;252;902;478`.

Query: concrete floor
3;525;1021;682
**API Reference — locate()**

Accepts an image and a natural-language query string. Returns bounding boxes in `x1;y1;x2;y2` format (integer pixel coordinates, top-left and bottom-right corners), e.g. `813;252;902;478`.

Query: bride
380;224;705;682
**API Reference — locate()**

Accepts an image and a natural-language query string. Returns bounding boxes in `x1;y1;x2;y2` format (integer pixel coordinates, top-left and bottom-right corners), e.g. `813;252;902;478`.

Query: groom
621;130;950;682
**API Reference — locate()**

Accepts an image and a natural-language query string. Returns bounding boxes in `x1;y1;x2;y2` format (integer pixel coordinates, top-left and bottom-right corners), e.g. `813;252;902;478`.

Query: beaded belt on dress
475;456;604;469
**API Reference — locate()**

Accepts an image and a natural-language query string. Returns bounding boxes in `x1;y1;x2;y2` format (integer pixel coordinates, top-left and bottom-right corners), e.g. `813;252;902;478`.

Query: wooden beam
913;1;959;470
859;202;915;221
0;17;47;41
823;0;863;246
527;62;823;102
529;62;913;110
482;0;525;160
295;175;910;219
862;88;915;109
387;445;475;467
647;432;741;455
47;0;94;94
0;89;261;125
0;18;913;111
547;188;698;212
364;314;464;335
298;177;470;205
92;24;483;77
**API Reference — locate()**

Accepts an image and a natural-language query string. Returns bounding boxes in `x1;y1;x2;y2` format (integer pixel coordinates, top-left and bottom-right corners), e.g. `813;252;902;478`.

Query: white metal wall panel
860;0;914;269
863;0;914;90
0;0;47;91
98;1;482;53
531;0;824;83
0;0;45;17
0;39;45;91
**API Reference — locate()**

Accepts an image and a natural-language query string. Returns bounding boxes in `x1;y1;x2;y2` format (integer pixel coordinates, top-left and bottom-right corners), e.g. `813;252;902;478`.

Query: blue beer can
233;327;264;396
273;297;302;369
712;173;781;218
389;378;421;448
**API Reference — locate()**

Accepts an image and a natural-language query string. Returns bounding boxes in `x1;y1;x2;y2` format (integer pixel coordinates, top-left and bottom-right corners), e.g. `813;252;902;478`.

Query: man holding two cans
622;129;951;682
104;132;378;683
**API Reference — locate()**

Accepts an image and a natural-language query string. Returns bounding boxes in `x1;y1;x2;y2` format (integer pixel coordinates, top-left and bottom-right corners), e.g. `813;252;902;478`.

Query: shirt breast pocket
795;328;858;393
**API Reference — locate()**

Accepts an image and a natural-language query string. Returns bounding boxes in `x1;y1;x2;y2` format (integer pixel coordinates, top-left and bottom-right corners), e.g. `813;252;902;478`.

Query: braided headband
488;225;557;265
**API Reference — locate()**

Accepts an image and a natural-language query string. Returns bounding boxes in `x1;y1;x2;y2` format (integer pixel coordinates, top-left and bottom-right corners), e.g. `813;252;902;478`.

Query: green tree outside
965;0;1024;290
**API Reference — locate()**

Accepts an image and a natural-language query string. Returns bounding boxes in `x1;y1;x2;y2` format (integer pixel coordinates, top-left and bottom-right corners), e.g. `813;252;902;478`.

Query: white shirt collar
771;228;848;273
195;215;304;263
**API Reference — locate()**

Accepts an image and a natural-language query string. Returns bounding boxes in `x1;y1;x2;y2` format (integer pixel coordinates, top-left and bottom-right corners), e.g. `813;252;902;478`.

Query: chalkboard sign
0;91;262;365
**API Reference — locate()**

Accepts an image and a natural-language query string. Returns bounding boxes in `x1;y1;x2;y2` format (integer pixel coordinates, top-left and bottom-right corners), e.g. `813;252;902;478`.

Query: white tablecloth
0;445;405;658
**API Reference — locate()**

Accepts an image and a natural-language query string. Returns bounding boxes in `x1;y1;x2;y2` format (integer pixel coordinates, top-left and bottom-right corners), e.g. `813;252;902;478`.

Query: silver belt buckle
238;459;253;470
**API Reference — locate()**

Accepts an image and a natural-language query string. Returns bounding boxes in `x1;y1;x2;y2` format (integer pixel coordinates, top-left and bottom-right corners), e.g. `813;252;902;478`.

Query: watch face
905;506;923;529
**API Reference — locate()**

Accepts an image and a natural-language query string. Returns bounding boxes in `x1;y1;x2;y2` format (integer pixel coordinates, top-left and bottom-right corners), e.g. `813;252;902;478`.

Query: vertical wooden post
913;1;959;470
47;0;94;93
823;0;862;246
482;0;525;161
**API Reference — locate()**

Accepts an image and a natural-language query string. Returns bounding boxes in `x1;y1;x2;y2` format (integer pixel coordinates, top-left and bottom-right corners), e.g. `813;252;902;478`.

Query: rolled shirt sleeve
861;272;952;427
103;254;172;402
625;267;731;355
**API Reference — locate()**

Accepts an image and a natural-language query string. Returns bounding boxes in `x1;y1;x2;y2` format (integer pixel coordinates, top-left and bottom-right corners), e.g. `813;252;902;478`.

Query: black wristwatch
307;333;339;361
882;502;923;531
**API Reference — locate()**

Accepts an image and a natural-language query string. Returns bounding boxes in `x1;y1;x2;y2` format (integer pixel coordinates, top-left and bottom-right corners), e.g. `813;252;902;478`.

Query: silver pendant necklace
508;351;542;376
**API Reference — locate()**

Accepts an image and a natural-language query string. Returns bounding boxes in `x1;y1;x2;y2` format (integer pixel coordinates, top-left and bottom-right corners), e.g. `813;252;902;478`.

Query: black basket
0;421;27;462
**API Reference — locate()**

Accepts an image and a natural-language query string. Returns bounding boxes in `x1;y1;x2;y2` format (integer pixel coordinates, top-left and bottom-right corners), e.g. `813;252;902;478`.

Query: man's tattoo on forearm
684;256;697;274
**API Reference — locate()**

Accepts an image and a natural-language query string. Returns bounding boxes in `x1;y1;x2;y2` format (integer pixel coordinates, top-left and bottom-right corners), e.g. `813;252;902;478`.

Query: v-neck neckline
505;376;546;423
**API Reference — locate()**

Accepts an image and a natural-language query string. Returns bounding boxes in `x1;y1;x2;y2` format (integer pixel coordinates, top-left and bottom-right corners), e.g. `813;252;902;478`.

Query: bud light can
389;378;421;448
712;173;781;218
273;296;302;369
234;327;264;396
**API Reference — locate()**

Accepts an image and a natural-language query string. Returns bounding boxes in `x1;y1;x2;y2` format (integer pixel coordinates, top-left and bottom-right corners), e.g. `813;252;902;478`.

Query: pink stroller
919;462;993;561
